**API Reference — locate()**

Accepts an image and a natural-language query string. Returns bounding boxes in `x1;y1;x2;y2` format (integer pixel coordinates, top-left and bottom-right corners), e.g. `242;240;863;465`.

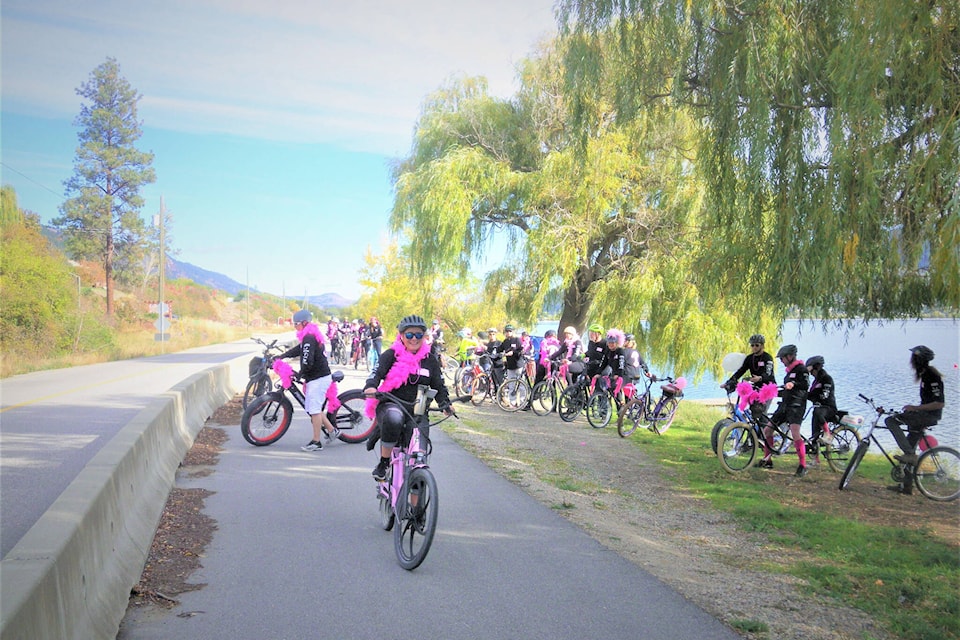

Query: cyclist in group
621;333;650;386
757;344;809;476
721;334;777;419
885;345;945;495
499;324;525;403
805;355;837;464
535;329;561;386
275;309;338;452
583;323;609;383
600;328;627;401
551;325;584;384
363;315;454;481
326;317;341;359
427;318;445;357
456;328;478;364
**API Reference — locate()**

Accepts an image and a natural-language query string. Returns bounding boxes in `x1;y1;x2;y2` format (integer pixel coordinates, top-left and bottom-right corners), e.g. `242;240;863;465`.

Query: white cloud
3;0;558;154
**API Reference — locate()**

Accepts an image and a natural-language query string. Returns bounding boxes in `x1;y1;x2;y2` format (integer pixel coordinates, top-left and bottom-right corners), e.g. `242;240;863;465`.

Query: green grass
636;402;960;640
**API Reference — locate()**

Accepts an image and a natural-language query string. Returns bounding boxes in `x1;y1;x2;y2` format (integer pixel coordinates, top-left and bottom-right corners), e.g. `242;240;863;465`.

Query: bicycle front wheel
395;467;439;570
557;386;584;422
838;440;871;490
586;391;612;428
332;389;376;443
470;373;491;405
617;397;647;437
531;380;557;416
915;446;960;501
242;373;273;408
718;423;758;473
496;378;529;412
649;397;680;435
710;418;734;454
823;425;862;473
240;392;293;446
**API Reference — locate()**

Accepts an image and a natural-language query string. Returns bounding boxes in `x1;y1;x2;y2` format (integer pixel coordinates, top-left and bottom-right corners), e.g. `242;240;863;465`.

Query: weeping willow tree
391;41;774;373
559;0;960;320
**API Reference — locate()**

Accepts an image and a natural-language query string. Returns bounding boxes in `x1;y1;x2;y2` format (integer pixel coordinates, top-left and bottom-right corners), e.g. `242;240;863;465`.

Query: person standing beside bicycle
276;309;339;452
599;328;628;400
805;355;837;465
364;315;454;481
499;324;525;403
885;345;945;495
758;344;810;476
369;317;383;367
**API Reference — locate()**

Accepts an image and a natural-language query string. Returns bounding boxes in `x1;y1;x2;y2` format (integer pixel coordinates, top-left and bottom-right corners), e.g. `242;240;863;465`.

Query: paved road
118;366;739;640
0;339;268;559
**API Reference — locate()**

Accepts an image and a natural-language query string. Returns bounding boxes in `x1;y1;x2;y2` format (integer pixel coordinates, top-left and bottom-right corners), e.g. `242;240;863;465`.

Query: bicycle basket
248;356;264;377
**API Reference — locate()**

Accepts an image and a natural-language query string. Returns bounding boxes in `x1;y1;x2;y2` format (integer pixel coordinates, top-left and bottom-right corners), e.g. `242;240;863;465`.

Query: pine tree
53;57;156;316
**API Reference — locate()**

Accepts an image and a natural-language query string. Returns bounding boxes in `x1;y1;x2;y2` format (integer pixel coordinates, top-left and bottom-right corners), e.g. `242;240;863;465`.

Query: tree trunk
557;266;593;334
105;233;114;316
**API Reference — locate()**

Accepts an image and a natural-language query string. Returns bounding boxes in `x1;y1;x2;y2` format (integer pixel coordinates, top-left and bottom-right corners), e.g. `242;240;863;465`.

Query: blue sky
1;0;557;299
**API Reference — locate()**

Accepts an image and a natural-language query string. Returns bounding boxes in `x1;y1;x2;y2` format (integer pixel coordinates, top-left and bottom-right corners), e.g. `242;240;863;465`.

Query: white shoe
301;441;323;451
819;433;834;446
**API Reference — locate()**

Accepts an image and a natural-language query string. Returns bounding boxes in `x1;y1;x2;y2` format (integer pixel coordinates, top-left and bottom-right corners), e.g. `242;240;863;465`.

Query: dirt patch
126;424;228;610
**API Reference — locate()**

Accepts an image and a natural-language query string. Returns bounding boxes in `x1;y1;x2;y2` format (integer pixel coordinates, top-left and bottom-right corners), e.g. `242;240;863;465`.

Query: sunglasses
750;343;762;347
404;332;425;340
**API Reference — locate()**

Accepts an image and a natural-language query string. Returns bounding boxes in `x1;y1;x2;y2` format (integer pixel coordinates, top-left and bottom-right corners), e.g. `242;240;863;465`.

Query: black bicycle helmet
776;344;797;358
909;345;935;364
625;333;635;342
545;329;557;338
749;334;765;345
397;314;427;331
292;309;312;324
806;355;825;369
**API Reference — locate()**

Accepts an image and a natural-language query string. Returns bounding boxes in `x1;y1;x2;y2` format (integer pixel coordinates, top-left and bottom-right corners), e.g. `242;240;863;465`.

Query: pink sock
796;439;806;467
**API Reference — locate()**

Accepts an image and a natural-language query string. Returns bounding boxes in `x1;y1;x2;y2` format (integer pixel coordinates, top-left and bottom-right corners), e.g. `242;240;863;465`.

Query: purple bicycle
370;387;461;570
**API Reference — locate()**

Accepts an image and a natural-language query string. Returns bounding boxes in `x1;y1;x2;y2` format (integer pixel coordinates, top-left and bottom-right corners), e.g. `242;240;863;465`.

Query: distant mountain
167;257;355;308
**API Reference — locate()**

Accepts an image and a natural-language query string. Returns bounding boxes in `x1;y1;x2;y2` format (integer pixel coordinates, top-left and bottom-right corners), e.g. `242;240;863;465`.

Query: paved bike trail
118;369;739;640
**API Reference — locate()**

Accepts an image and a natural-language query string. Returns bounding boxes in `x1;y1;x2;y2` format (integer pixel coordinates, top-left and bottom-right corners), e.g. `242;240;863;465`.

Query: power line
0;162;64;199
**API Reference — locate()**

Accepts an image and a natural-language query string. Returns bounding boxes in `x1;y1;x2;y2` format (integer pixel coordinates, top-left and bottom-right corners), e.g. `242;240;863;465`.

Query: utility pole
153;197;169;353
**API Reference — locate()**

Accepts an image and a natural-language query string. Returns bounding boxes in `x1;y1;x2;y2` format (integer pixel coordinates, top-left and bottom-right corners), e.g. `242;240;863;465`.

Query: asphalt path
0;338;268;559
118;365;739;640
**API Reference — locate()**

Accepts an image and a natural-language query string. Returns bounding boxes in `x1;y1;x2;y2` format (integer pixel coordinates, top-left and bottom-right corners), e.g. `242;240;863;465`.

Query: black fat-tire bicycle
243;337;282;408
839;394;960;501
240;370;375;446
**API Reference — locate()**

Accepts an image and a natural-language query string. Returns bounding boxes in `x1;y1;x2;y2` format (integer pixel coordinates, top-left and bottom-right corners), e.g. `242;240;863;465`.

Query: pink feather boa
736;380;779;411
270;339;340;411
297;322;326;345
364;335;432;418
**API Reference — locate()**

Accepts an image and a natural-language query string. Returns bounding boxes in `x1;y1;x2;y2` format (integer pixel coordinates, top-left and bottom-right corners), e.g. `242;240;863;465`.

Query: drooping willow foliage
558;0;960;320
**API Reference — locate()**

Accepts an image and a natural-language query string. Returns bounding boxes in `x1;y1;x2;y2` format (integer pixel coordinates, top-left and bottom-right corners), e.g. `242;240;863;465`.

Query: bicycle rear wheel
718;423;758;473
240;392;293;446
395;467;439;570
586;391;612;428
838;440;871;490
242;373;273;408
470;373;491;405
710;418;734;453
649;397;680;434
823;425;862;473
915;446;960;501
332;389;376;443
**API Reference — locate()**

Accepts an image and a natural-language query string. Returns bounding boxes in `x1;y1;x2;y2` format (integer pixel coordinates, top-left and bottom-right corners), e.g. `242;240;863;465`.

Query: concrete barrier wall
0;354;250;640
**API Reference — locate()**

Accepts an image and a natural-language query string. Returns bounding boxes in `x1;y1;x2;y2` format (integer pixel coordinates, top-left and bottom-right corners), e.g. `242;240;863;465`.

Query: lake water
534;318;959;449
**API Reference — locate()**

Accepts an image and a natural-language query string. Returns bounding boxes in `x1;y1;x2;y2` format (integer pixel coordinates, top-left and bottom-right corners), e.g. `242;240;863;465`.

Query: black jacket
364;348;451;409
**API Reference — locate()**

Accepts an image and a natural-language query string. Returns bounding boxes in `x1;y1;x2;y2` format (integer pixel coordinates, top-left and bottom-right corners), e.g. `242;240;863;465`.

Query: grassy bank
1;319;278;378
